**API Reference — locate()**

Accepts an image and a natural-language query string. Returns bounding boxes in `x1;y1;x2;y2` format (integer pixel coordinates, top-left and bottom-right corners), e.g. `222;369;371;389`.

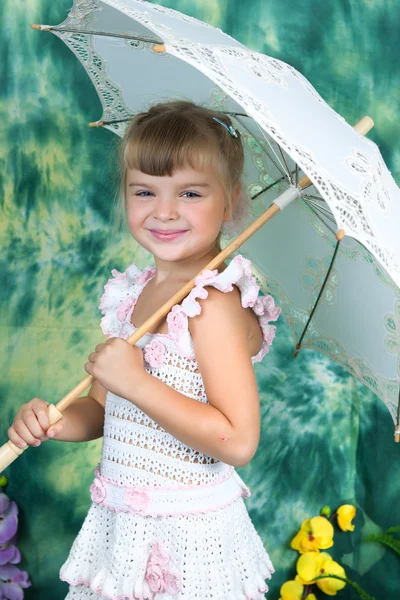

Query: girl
8;101;280;600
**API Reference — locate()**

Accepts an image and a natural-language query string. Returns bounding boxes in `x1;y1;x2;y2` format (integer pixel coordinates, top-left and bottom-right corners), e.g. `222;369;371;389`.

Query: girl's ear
223;182;242;221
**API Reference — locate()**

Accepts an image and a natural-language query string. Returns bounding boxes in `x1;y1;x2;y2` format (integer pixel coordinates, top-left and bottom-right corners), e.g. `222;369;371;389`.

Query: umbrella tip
30;24;52;31
152;44;166;54
354;116;374;135
89;121;104;128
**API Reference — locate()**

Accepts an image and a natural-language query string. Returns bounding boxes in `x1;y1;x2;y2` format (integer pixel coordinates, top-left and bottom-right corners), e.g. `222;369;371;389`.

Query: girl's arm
8;380;106;447
124;287;260;468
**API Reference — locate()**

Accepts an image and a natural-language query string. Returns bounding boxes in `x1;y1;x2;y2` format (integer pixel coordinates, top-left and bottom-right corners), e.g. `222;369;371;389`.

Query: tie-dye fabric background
1;1;399;599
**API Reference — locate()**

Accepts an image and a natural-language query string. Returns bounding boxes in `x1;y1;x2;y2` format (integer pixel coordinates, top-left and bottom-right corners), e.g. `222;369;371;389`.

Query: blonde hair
118;100;245;249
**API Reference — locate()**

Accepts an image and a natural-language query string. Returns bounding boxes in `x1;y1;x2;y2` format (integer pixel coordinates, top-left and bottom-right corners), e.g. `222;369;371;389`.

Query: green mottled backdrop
1;1;399;598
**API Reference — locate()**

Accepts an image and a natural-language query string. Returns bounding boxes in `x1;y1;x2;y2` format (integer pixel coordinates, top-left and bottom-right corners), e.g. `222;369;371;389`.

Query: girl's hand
8;398;52;448
84;338;149;400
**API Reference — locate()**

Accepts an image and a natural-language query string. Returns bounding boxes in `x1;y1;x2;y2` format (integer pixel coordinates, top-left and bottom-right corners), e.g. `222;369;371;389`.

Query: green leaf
386;526;400;535
312;574;375;600
363;532;400;557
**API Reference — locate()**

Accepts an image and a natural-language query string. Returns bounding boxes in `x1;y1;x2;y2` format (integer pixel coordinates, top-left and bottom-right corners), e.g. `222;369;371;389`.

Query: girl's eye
182;191;200;199
136;191;154;197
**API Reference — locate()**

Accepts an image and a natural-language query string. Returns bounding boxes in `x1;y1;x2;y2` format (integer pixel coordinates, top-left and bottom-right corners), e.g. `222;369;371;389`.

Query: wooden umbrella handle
0;405;63;471
0;115;377;473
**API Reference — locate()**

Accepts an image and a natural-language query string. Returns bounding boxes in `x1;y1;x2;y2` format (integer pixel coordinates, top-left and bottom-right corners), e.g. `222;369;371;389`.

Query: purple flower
0;565;31;600
0;496;18;544
124;489;150;513
0;535;21;566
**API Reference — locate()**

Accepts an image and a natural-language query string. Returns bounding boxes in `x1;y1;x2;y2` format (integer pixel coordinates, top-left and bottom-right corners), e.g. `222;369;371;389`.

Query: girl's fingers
24;413;47;440
8;426;28;449
47;422;63;439
88;352;97;363
12;420;42;447
31;402;50;431
95;343;106;352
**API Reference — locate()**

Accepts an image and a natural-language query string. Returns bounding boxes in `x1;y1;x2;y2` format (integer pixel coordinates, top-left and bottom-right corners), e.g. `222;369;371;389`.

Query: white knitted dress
60;253;280;600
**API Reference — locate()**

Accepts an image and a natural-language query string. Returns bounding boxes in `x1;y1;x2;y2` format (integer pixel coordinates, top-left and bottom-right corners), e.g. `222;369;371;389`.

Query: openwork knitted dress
60;253;280;600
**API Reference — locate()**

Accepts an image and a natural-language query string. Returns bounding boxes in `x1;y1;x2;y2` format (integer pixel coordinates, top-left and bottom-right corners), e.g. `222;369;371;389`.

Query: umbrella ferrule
273;185;301;210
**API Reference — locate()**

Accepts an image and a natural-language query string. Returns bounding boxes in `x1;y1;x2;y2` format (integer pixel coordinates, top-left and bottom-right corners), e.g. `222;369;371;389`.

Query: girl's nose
153;197;179;220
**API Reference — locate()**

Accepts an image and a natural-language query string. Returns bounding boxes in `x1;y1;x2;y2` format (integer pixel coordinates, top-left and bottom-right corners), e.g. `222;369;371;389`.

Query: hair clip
213;117;239;138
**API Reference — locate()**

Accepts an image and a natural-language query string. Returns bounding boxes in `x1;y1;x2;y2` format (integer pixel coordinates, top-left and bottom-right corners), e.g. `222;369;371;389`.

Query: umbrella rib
233;116;289;180
278;144;294;185
250;171;296;201
254;121;291;181
46;26;164;45
300;199;337;236
303;197;337;224
304;194;328;202
295;237;342;354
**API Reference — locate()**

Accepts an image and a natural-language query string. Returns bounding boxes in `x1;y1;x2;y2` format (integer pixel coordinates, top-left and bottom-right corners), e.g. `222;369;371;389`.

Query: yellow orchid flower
291;516;334;554
296;551;324;584
316;555;346;595
336;504;356;531
279;580;304;600
295;551;346;596
305;595;317;600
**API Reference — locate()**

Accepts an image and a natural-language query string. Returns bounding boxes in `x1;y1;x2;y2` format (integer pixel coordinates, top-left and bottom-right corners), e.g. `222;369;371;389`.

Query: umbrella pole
0;116;381;471
0;201;283;472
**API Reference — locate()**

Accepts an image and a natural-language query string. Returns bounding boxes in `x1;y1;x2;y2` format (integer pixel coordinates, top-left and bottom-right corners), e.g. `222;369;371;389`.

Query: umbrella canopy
32;0;400;425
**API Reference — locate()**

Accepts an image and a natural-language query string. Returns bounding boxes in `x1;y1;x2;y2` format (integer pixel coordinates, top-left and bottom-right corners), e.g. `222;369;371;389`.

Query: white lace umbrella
24;1;400;430
1;0;400;472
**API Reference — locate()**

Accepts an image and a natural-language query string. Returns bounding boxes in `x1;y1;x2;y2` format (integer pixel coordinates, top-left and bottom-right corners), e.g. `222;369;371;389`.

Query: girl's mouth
149;230;188;241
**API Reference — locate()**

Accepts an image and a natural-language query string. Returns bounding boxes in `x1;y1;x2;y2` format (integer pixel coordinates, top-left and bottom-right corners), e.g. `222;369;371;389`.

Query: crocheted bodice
99;254;280;489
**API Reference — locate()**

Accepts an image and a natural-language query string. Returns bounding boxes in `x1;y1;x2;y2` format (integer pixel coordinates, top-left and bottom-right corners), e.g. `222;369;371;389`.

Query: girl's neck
151;246;224;285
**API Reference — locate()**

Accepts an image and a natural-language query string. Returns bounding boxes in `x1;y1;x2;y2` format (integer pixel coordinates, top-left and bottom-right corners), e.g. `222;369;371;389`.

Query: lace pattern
99;254;280;488
55;0;400;287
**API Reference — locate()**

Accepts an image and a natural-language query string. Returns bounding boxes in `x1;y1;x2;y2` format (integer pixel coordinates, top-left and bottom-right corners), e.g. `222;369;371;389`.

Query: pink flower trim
166;305;188;337
136;266;156;286
111;269;128;281
143;339;167;368
194;268;219;287
90;477;106;504
95;464;235;492
145;541;181;596
59;570;272;600
116;296;135;322
124;489;151;513
98;255;280;365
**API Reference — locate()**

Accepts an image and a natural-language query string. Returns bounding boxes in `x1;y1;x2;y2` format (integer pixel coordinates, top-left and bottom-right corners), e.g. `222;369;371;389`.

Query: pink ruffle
98;254;280;365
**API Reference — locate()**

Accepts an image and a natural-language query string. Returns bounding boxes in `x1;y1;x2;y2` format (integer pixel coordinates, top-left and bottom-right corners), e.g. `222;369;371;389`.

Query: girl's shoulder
99;254;280;364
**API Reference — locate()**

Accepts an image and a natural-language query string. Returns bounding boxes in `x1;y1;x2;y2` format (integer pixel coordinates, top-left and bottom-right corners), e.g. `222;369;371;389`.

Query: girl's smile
126;164;229;265
148;229;189;241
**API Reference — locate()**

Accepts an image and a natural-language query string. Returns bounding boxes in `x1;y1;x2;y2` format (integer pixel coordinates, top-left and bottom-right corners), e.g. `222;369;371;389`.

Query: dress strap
166;254;281;363
98;254;280;364
99;263;156;339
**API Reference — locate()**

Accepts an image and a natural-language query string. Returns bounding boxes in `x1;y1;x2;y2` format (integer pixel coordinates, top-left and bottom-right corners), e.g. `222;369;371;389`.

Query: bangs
122;112;222;179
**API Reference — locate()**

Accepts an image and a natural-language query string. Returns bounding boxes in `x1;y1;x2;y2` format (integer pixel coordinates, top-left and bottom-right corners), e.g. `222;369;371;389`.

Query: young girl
8;101;280;600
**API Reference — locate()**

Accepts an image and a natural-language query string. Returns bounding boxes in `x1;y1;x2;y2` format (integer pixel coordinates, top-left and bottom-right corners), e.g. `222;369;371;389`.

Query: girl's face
126;163;231;264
